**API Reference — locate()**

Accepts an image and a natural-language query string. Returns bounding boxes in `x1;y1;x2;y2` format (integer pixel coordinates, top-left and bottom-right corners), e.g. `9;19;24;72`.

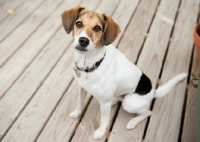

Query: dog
61;7;188;139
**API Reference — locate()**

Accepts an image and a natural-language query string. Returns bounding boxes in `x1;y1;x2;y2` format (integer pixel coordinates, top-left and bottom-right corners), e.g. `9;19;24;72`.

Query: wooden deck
0;0;199;141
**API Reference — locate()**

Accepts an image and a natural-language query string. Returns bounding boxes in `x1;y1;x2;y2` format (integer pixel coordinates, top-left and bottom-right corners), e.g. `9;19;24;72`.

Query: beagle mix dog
61;7;187;139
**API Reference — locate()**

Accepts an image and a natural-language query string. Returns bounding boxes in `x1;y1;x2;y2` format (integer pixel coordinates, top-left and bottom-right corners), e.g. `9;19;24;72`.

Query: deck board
37;81;92;142
0;0;44;42
0;0;65;99
0;0;25;22
1;38;75;142
145;0;199;141
0;0;198;141
117;0;160;63
0;0;64;67
181;49;199;142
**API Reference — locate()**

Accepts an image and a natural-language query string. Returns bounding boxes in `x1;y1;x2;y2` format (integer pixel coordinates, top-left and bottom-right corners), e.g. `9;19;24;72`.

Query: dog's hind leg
126;110;151;129
122;93;152;129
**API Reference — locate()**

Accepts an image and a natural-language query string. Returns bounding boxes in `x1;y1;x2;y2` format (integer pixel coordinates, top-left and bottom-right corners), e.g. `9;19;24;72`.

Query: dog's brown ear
61;7;84;34
102;14;121;45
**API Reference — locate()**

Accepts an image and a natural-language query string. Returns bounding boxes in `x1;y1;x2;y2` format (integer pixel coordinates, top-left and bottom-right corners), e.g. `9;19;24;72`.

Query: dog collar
75;52;106;73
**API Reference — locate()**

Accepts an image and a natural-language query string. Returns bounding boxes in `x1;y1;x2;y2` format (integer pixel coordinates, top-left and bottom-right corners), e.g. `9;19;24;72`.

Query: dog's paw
69;110;81;119
93;128;105;139
126;120;137;129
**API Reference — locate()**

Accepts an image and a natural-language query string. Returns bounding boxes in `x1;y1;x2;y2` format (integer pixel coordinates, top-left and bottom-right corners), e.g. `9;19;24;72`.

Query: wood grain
117;0;159;63
0;0;79;99
145;0;200;141
0;0;44;42
37;80;92;142
71;98;118;142
181;80;197;141
0;28;73;141
181;51;199;142
1;45;74;142
0;0;25;22
108;0;181;141
0;0;64;67
112;0;140;46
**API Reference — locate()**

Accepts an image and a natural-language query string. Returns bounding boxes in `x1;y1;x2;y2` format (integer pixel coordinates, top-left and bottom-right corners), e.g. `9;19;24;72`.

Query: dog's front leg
69;86;87;118
93;101;112;139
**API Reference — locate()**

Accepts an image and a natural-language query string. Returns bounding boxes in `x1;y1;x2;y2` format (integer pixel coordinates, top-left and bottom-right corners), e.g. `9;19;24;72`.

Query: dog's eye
94;26;101;32
76;21;83;28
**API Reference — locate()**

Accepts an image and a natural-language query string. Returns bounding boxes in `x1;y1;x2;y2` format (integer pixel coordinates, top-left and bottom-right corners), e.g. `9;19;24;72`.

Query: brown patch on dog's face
73;9;105;47
61;8;121;52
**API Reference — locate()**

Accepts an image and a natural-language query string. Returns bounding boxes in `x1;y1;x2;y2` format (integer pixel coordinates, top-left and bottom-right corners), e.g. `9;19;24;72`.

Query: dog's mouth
75;45;87;52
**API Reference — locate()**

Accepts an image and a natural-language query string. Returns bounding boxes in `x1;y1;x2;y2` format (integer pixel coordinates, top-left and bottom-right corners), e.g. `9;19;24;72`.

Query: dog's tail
154;73;188;98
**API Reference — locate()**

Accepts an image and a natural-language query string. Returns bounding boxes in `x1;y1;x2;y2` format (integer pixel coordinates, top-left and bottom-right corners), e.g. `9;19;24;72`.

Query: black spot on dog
134;73;152;95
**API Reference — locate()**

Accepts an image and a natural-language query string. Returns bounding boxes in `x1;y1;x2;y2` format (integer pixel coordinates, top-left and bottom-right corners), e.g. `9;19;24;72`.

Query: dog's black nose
79;37;89;47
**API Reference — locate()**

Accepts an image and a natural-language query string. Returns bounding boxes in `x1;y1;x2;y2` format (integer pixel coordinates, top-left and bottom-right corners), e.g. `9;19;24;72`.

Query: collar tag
73;67;81;77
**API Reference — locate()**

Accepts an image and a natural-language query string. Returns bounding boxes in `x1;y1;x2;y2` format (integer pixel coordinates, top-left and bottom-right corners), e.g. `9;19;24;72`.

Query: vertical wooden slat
145;0;200;141
182;50;199;142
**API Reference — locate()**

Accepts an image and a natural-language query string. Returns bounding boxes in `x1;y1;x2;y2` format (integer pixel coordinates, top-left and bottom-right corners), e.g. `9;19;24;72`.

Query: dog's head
61;7;121;52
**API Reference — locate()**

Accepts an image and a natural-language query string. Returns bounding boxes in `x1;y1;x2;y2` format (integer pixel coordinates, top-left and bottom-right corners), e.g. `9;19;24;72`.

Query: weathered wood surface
0;0;65;99
0;0;64;67
0;0;198;141
0;0;45;42
145;0;200;141
0;0;25;22
181;49;199;142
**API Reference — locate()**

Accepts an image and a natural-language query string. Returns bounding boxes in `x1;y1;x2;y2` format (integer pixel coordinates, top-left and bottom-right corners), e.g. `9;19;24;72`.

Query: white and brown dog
61;7;187;139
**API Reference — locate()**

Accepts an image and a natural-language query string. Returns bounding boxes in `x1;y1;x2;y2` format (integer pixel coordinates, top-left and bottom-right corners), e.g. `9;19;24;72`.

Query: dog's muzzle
75;37;89;52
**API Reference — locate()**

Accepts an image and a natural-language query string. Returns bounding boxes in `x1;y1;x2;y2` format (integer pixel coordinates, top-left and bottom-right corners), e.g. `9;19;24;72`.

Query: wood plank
37;81;92;142
71;98;118;142
0;0;24;22
0;0;12;6
0;0;63;67
145;0;199;141
181;49;199;142
117;0;159;63
0;0;25;22
1;0;100;141
112;0;140;46
0;0;44;42
198;67;200;142
108;0;181;141
1;45;74;142
0;0;74;99
0;0;82;137
71;0;140;141
0;27;72;141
